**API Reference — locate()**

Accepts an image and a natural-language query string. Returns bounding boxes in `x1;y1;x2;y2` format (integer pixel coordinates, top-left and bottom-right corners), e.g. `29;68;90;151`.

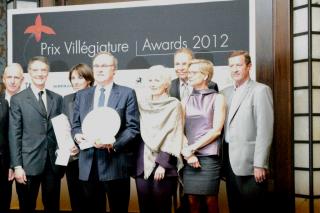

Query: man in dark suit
72;52;140;213
169;48;218;100
0;63;24;213
9;56;63;213
0;97;11;213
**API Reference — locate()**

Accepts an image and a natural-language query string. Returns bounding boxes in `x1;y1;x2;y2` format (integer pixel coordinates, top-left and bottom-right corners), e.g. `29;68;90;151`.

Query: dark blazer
62;93;76;123
72;83;140;181
169;78;219;100
0;96;9;167
9;87;63;176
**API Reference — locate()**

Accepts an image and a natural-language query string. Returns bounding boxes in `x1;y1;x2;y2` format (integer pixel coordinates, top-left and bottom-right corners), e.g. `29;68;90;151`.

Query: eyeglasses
93;64;114;68
188;70;203;75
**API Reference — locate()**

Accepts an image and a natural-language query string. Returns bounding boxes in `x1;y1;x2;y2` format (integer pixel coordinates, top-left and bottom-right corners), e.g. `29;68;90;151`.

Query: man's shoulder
11;88;29;100
171;78;180;85
76;86;95;97
63;93;75;101
113;84;135;94
251;81;272;94
221;85;234;94
46;89;62;101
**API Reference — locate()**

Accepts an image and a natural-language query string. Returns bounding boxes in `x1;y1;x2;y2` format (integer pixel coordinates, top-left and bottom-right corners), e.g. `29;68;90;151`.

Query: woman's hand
154;166;165;181
187;155;201;168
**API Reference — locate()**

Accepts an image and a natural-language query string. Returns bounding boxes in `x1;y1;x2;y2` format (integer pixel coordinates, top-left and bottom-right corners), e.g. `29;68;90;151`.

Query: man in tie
72;52;140;213
9;56;63;213
222;50;274;213
169;48;219;101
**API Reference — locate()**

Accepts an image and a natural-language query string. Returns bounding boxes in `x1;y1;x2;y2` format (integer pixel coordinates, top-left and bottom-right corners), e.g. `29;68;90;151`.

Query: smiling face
28;60;49;90
228;55;251;87
92;54;115;86
174;52;192;81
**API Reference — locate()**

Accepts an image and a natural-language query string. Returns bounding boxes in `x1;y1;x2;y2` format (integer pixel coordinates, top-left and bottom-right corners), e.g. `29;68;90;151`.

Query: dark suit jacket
169;78;219;100
0;96;9;170
62;93;76;124
72;83;140;181
9;87;63;176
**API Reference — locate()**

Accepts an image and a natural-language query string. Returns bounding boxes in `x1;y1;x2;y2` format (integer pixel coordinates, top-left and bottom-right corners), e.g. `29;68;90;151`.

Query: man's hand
14;167;27;184
94;142;114;153
70;145;79;156
254;167;268;183
8;168;15;181
74;133;86;144
187;155;201;168
154;166;165;181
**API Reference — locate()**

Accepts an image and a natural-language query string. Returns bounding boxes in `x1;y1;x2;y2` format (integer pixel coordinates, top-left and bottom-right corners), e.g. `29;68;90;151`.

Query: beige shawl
138;95;185;179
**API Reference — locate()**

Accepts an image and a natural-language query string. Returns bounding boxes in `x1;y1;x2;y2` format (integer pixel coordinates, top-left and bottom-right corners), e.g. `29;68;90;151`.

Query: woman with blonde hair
181;59;226;213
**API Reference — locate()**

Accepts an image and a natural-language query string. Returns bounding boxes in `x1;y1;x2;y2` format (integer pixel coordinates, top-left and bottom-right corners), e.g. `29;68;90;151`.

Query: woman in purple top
181;59;226;213
135;65;185;213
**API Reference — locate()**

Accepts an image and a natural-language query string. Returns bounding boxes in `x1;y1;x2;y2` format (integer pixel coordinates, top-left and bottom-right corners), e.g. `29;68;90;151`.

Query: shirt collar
233;79;250;91
30;84;46;98
96;82;113;93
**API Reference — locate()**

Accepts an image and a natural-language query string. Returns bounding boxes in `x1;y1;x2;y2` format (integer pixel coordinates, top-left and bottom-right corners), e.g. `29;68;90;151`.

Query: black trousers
0;156;12;213
16;158;61;213
224;143;267;213
66;159;83;213
136;176;177;213
81;155;130;213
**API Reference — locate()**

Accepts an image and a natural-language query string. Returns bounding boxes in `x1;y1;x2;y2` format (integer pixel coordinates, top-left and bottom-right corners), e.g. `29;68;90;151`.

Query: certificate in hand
51;114;75;166
81;107;121;150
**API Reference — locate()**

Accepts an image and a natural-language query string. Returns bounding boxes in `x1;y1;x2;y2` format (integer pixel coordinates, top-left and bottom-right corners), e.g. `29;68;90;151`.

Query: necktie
38;91;47;116
181;83;189;100
98;87;106;107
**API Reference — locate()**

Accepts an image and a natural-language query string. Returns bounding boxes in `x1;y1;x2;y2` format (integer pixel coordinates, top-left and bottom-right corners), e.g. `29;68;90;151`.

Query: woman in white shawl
135;65;185;213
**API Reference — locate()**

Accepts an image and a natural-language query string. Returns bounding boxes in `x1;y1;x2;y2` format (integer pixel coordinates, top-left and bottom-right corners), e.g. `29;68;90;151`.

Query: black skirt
183;155;221;195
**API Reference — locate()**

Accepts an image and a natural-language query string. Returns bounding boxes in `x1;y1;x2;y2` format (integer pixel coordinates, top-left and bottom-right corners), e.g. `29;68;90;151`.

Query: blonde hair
188;59;214;84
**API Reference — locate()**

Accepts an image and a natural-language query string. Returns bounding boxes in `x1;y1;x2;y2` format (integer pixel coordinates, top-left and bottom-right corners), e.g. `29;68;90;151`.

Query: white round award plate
82;107;121;145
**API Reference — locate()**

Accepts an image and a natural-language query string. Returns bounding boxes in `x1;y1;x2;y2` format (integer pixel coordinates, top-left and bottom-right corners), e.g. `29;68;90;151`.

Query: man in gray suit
9;56;63;213
222;50;274;213
169;48;218;100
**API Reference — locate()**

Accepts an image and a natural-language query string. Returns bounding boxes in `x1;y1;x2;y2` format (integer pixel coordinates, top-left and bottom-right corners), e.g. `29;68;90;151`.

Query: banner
8;0;253;94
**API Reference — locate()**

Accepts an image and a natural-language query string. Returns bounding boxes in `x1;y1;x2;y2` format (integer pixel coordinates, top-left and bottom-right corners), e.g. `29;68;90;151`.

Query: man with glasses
72;52;140;213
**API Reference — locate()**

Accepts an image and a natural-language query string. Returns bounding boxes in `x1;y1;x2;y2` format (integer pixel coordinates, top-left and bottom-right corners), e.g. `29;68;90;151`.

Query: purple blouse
185;89;220;156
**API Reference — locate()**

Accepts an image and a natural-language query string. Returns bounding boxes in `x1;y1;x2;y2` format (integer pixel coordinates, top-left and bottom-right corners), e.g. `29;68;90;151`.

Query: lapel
176;79;181;99
26;87;46;118
46;90;54;118
107;83;120;109
87;87;95;112
228;80;254;125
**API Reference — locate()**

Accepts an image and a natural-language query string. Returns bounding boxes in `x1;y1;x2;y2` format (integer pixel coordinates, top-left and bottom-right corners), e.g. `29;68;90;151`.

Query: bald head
3;63;24;96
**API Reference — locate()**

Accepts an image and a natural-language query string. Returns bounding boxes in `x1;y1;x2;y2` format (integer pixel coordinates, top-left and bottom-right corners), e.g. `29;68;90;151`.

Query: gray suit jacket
9;87;63;176
72;84;140;181
169;78;219;100
222;79;274;176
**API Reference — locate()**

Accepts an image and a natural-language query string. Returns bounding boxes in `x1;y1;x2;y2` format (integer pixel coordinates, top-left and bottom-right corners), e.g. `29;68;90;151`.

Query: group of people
0;48;274;213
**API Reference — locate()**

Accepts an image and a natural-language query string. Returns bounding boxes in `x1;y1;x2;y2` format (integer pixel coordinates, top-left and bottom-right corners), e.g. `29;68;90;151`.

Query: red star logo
24;14;56;42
